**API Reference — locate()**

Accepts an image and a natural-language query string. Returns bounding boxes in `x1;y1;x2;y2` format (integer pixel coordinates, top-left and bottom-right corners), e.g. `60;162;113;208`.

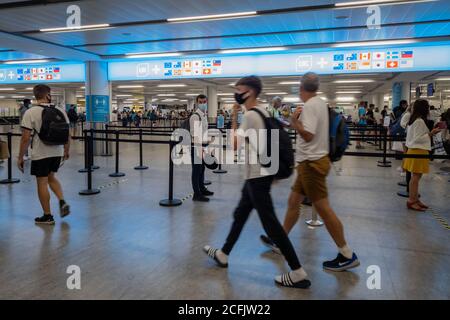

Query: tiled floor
0;133;449;299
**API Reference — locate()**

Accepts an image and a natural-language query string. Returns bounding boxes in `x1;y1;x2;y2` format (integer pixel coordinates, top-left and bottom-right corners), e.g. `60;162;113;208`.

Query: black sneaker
35;214;55;225
201;189;214;196
323;253;360;272
260;235;282;255
193;195;210;202
59;201;70;218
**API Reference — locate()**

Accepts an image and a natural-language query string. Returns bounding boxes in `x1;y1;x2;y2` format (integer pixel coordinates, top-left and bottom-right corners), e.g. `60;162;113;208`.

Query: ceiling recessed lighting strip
125;52;182;59
219;47;287;54
117;85;144;88
334;80;375;83
40;24;111;33
279;81;301;85
157;84;186;88
0;88;15;91
167;11;257;23
334;0;437;9
332;39;418;48
3;59;49;65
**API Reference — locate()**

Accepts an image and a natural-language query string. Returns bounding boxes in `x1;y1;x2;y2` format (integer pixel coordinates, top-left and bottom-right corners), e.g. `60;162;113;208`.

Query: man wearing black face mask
18;84;71;225
203;76;311;289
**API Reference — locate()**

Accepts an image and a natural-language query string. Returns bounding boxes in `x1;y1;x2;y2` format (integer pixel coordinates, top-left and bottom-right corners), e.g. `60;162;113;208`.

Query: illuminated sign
108;42;450;80
0;62;85;84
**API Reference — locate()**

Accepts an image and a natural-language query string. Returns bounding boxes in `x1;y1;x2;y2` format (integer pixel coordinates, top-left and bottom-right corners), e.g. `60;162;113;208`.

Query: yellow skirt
403;149;430;174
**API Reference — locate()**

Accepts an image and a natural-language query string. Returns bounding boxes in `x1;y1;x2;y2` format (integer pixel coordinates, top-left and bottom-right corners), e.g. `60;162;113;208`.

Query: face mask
234;91;249;105
198;103;207;112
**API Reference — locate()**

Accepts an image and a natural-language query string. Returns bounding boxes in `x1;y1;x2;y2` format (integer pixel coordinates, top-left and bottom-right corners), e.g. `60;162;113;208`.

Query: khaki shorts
291;156;331;202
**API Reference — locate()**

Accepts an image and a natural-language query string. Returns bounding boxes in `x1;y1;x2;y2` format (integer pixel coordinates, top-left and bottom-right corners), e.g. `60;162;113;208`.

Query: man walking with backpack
203;76;311;289
261;72;360;272
17;84;71;225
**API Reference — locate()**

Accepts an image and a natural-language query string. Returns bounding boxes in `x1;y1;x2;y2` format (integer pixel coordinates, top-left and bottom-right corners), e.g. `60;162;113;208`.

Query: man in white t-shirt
261;73;360;272
203;76;310;289
18;84;71;225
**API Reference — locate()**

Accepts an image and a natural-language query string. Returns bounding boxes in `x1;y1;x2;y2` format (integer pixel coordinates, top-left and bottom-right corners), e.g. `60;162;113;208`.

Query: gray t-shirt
21;105;69;161
237;106;271;180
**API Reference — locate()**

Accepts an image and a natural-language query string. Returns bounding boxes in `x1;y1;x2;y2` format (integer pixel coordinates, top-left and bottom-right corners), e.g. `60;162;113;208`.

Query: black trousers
222;176;302;271
191;150;206;196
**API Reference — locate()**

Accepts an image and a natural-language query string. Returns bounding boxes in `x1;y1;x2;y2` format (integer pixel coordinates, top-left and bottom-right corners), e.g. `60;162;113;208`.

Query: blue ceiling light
219;47;287;54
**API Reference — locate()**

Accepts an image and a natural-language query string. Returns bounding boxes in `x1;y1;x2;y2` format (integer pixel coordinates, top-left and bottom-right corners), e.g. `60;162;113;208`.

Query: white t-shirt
405;118;431;151
21;105;69;161
237;106;271;180
189;108;208;158
296;96;329;162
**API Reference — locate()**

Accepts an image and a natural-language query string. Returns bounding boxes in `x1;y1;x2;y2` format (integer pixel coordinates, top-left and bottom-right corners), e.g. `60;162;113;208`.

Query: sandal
417;201;429;209
407;201;426;212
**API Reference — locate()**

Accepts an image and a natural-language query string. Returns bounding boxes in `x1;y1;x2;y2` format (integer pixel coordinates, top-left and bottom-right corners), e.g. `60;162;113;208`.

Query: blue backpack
329;109;349;162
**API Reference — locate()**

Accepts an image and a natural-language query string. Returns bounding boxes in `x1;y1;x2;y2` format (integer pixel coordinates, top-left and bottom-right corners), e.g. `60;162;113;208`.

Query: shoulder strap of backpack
249;108;268;128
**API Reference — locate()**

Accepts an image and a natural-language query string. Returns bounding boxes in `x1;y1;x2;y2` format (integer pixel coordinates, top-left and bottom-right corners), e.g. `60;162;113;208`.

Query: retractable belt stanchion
134;128;149;170
377;126;392;167
213;131;227;174
101;124;113;157
90;128;100;170
109;130;125;177
79;130;100;195
159;139;182;207
0;132;20;184
302;198;323;227
78;130;89;173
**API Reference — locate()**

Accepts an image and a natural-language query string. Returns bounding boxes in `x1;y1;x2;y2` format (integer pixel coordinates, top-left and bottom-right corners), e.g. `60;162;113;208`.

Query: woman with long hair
403;99;441;211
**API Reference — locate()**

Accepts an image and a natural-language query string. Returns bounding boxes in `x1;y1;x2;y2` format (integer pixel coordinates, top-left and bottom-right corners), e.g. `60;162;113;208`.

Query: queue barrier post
213;131;227;174
377;126;392;167
101;124;113;157
0;131;20;184
109;130;126;177
79;130;100;195
159;139;182;207
90;128;100;170
78;130;89;173
302;198;323;227
134;128;149;170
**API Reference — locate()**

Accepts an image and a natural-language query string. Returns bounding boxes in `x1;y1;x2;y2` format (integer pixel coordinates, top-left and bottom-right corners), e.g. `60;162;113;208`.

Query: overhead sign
86;95;110;122
108;42;450;80
0;62;85;84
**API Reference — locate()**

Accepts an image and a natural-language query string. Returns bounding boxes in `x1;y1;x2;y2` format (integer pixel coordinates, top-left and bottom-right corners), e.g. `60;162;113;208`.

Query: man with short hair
261;72;360;272
190;94;213;202
268;96;282;118
204;76;311;289
18;84;71;225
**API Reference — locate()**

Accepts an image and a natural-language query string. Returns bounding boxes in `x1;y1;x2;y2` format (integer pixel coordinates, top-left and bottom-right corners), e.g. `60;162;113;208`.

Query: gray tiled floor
0;135;449;299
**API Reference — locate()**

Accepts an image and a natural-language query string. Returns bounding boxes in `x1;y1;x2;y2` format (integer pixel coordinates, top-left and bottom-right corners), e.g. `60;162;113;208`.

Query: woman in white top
403;99;441;211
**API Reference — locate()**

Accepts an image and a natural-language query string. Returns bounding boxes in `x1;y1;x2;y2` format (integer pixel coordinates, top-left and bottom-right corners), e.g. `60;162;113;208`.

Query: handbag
0;140;10;160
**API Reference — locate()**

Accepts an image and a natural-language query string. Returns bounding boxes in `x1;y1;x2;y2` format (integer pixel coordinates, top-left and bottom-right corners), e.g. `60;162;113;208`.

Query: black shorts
31;157;61;177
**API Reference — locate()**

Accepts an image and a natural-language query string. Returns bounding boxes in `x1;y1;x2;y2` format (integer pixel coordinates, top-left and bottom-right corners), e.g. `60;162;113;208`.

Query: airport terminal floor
1;135;449;300
0;0;450;307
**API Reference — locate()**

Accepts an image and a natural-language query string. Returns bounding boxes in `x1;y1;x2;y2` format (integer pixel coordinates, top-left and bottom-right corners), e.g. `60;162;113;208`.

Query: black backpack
181;112;200;132
37;105;70;145
251;108;294;180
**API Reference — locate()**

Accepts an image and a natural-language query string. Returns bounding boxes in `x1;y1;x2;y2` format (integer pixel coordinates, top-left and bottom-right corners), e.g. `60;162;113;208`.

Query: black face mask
234;91;249;105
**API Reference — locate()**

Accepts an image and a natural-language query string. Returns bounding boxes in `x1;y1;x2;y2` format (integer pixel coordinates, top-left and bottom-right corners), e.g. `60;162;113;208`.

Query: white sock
290;267;308;282
216;250;228;264
339;245;353;259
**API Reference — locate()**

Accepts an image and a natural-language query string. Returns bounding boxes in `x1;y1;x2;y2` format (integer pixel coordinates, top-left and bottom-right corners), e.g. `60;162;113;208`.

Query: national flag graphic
213;60;222;66
17;69;23;75
25;75;31;81
38;68;45;74
32;68;37;74
53;74;61;80
333;62;344;70
373;61;384;69
373;52;385;60
359;52;371;61
401;51;413;58
193;69;201;76
46;74;53;80
359;61;371;69
193;61;202;68
345;53;358;61
38;74;46;80
387;51;399;60
202;60;212;67
24;68;31;74
32;74;38;80
345;62;358;70
183;69;192;76
164;70;173;76
53;67;60;73
173;70;182;76
202;68;211;75
173;62;182;69
183;61;192;69
212;67;222;74
400;60;414;68
386;60;398;68
17;75;24;81
333;54;344;61
164;62;172;69
45;67;53;73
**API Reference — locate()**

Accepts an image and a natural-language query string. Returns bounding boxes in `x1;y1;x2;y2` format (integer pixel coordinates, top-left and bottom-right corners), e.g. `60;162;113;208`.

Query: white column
207;85;218;119
375;93;385;109
64;88;77;111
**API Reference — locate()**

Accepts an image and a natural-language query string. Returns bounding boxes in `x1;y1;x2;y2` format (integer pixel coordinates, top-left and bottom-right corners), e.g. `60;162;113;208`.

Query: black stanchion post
90;128;100;170
78;130;89;173
159;140;182;207
109;130;125;177
101;124;112;157
0;132;20;184
134;128;149;170
79;130;100;195
213;132;227;174
377;126;392;167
